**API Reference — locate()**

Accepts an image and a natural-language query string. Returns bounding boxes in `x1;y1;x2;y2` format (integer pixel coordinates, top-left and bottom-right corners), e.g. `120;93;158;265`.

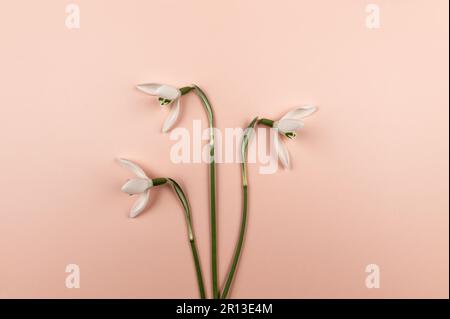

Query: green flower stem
221;117;259;299
191;85;219;299
167;178;206;299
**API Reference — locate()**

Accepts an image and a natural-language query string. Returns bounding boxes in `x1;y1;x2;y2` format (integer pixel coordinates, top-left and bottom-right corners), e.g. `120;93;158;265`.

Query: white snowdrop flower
136;83;182;133
272;106;317;168
116;158;154;218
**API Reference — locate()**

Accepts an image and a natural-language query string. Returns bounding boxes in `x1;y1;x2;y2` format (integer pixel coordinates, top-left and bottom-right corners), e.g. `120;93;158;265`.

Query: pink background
0;0;448;298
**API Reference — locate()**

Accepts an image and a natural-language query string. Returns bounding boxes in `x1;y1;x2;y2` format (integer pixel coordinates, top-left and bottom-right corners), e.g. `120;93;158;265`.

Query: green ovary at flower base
136;83;219;299
117;158;206;299
222;106;317;298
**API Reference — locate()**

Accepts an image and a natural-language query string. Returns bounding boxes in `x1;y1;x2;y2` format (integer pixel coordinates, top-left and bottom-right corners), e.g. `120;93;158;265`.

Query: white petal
274;134;290;169
130;190;150;218
162;98;180;133
121;178;152;195
116;158;148;179
156;85;180;100
136;83;164;96
281;106;317;121
275;119;304;133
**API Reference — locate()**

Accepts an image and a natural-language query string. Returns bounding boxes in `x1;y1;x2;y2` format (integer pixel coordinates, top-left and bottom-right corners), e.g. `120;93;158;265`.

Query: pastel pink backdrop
0;0;448;298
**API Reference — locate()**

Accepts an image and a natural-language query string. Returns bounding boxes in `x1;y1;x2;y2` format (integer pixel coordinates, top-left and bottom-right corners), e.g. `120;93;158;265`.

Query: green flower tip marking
284;131;297;139
158;97;172;106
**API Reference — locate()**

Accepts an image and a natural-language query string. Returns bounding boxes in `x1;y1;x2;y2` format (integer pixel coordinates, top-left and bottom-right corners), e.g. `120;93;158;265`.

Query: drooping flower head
116;158;154;218
271;106;317;168
136;83;182;133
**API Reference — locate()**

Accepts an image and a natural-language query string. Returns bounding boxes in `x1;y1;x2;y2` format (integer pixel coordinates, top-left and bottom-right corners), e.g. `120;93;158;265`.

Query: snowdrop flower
116;158;159;218
136;83;182;133
116;158;206;297
271;106;317;168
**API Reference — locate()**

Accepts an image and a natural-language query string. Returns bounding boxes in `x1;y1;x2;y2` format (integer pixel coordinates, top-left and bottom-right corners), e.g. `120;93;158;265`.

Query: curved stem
221;117;258;299
191;85;219;299
167;178;206;299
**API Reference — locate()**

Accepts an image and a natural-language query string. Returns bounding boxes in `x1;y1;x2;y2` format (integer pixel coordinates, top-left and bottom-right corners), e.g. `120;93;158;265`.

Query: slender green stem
167;178;206;299
221;117;258;299
192;85;219;299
